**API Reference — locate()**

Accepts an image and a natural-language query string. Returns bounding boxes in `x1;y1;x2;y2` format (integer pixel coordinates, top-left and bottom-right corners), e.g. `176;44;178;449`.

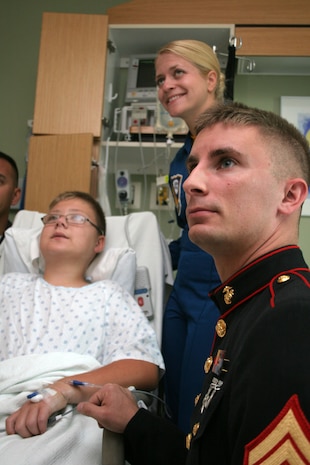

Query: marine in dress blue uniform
162;133;221;433
124;246;310;465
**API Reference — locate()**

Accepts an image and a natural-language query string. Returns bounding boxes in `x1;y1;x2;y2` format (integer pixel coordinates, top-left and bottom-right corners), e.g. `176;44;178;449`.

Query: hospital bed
0;209;173;465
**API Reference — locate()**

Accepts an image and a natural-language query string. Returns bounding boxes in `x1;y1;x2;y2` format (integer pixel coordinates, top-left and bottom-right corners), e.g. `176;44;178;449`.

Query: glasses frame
41;214;104;235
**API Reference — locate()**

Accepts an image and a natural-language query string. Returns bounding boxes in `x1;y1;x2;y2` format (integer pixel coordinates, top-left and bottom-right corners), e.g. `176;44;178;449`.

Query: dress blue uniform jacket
124;246;310;465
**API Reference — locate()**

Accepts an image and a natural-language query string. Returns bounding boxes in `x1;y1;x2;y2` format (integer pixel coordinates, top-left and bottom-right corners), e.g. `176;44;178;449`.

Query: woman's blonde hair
156;39;225;102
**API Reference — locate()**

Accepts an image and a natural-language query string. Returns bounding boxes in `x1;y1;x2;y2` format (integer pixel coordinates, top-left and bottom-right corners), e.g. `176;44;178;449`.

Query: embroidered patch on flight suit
170;174;183;216
243;394;310;464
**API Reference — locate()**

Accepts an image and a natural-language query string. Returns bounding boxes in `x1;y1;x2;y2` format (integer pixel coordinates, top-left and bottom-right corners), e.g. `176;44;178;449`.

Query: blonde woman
155;40;225;433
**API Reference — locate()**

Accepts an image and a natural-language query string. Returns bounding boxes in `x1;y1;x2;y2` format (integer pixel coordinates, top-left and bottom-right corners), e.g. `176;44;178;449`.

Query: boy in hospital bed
0;191;164;465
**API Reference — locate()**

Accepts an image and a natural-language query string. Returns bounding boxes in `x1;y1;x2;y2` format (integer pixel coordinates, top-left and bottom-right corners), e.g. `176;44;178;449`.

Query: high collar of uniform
209;246;309;316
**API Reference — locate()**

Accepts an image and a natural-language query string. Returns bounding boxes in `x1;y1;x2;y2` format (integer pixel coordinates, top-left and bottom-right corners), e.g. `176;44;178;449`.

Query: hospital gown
0;272;164;367
0;273;164;465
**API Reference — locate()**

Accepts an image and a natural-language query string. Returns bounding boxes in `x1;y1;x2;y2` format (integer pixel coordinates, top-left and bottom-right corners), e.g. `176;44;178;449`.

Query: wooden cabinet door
32;13;108;137
107;0;310;25
25;133;95;212
235;27;310;56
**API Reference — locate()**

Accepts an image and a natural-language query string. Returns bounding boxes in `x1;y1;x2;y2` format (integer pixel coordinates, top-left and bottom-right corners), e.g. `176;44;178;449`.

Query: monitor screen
136;58;156;88
126;54;157;102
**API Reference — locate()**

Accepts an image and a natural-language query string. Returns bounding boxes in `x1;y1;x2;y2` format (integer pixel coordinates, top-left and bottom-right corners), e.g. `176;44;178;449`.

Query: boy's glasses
41;214;104;235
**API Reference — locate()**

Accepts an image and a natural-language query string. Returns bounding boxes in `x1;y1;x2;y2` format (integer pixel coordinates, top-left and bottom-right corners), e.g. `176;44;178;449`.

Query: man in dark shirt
0;151;21;243
78;102;310;465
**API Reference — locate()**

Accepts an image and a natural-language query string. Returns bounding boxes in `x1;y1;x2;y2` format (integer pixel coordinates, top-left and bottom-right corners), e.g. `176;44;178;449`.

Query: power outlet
115;181;141;209
115;169;131;203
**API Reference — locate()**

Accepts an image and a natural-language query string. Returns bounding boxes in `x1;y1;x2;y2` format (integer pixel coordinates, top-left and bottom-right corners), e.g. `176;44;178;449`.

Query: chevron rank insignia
243;394;310;464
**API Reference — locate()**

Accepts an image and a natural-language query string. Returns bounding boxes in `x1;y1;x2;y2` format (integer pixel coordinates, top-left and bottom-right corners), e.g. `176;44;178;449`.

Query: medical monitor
126;54;157;102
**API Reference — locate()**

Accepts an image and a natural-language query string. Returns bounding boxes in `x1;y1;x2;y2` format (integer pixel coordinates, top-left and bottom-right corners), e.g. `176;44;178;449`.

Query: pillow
2;226;136;295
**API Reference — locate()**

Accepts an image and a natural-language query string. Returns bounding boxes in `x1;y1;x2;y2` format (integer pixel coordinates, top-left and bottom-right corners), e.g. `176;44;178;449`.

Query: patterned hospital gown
0;272;164;369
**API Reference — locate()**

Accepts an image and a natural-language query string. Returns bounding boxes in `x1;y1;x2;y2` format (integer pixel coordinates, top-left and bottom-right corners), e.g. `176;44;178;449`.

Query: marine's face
184;123;285;257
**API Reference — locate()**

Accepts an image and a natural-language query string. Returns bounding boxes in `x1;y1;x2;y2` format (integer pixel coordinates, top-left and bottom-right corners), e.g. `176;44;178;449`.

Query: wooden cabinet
235;27;310;57
25;133;99;212
107;0;310;60
107;0;310;26
33;13;108;137
26;13;108;210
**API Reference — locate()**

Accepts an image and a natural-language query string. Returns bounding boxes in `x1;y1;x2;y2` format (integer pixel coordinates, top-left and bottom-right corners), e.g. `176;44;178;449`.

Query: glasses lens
43;214;58;224
66;214;86;224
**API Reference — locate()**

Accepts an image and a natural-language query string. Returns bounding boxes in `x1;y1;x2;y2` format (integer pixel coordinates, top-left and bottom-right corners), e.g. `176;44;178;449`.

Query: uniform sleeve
168;236;181;270
229;296;310;463
124;408;187;465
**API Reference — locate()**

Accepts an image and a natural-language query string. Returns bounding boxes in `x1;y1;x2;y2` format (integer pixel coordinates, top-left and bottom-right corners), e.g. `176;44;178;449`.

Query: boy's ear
95;235;105;253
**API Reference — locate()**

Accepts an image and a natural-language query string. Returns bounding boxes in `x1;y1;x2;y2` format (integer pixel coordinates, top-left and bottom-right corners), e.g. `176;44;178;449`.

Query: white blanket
0;352;104;465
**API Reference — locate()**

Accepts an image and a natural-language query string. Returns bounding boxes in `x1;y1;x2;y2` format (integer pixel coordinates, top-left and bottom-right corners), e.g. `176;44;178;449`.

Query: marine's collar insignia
244;394;310;464
223;285;234;305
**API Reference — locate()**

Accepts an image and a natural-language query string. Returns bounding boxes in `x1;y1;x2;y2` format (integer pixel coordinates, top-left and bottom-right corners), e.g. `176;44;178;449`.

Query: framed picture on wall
280;96;310;137
280;96;310;217
302;196;310;216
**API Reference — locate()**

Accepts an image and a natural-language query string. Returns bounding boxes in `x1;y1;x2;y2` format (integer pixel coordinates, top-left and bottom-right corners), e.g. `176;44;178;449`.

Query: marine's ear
279;178;308;214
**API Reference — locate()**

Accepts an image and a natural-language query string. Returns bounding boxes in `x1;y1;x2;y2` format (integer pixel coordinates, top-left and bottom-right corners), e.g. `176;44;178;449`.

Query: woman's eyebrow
155;64;180;80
